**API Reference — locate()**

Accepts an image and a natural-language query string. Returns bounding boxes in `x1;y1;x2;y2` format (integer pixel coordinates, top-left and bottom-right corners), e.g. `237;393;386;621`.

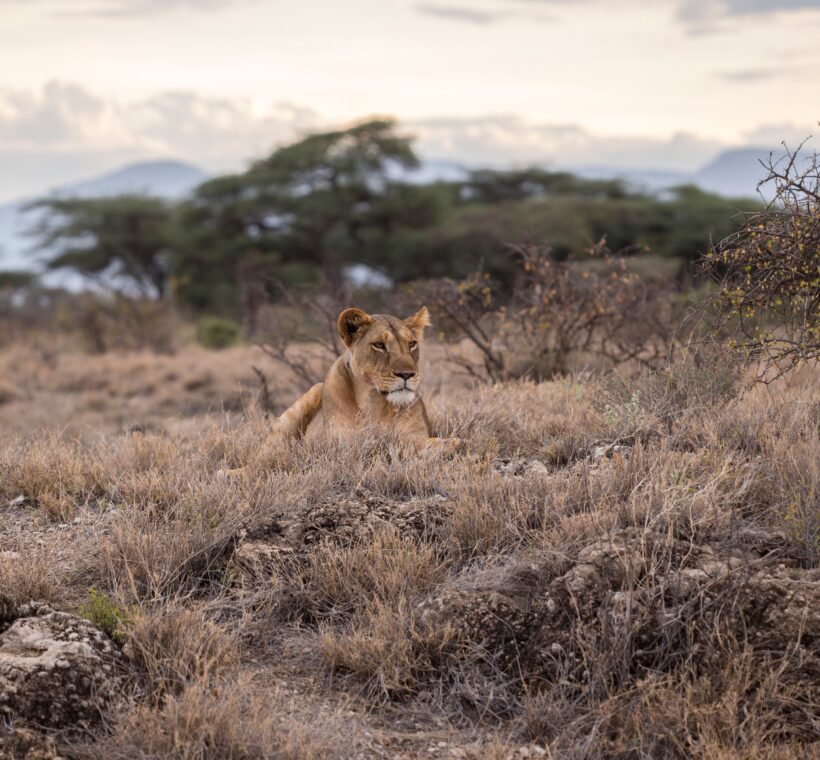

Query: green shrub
196;317;240;350
82;587;131;643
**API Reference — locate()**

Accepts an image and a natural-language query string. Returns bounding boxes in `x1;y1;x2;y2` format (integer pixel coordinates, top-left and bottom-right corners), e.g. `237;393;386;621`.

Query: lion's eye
371;342;386;352
408;341;418;350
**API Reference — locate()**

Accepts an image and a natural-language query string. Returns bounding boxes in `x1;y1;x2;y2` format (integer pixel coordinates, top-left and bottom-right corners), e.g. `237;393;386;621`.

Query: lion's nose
394;371;415;381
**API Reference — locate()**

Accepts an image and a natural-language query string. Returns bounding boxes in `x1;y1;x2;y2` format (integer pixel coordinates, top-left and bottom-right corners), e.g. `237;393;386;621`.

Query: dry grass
0;337;817;758
0;544;59;605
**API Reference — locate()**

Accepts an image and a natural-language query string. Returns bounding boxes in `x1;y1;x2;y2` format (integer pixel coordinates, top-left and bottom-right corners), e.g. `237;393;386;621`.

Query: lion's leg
223;383;323;477
266;382;323;442
394;399;462;456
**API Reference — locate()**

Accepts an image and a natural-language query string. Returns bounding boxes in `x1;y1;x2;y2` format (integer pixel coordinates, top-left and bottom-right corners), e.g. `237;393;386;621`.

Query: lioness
255;306;458;457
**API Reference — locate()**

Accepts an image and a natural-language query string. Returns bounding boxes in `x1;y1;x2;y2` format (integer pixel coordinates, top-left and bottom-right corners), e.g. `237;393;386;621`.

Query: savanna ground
0;330;818;759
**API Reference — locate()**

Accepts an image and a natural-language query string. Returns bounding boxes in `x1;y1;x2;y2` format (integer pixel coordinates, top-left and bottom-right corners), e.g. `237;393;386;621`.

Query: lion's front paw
424;436;463;457
215;465;250;481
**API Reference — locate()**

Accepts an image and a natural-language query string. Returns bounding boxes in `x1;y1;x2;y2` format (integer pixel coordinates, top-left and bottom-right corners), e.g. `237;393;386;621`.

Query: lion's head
338;306;431;406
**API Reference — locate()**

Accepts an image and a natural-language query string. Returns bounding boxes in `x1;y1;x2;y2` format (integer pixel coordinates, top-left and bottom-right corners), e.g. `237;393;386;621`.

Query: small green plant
196;317;240;350
82;587;131;643
603;390;643;429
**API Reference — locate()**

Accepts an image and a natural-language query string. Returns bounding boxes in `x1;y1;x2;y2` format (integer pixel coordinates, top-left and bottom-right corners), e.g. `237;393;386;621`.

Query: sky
0;0;819;202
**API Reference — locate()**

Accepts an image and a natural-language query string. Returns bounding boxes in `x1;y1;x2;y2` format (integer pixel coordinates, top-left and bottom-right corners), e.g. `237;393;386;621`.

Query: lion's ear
338;308;373;347
405;306;431;335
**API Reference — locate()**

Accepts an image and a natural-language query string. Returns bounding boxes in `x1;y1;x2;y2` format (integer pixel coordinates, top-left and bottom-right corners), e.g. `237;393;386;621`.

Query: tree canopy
27;195;174;298
173;118;443;311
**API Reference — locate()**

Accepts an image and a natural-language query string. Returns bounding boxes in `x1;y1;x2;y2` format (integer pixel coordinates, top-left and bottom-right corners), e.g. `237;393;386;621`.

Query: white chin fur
386;389;417;407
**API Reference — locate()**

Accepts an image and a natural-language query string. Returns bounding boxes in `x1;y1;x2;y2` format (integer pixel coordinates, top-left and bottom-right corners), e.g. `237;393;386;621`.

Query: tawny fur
257;306;459;460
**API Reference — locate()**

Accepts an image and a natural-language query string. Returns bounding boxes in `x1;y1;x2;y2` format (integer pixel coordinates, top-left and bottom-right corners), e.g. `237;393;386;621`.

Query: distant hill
568;148;788;199
57;160;209;199
0;160;208;272
692;147;775;199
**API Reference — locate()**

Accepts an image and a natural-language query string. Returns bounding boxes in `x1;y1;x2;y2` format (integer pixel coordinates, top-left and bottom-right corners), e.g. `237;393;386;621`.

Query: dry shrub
1;436;104;520
102;505;238;601
440;472;557;560
254;285;345;388
429;378;603;462
87;677;344;760
85;679;288;760
592;349;742;446
703;142;820;380
317;599;424;699
760;429;820;567
107;431;182;474
0;546;59;605
58;293;182;355
265;524;452;699
278;525;447;623
523;652;818;759
316;592;467;703
422;242;687;382
96;433;194;511
46;432;263;601
242;427;459;501
71;592;339;758
125;605;237;703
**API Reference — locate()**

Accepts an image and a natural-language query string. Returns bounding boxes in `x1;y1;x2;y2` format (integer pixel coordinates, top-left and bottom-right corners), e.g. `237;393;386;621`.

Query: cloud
714;68;786;82
676;0;820;32
407;114;723;171
2;82;812;204
509;0;820;16
491;0;820;32
679;0;820;20
415;0;561;24
0;82;321;200
0;82;319;160
0;0;253;18
0;84;728;173
415;3;507;24
743;121;819;148
130;92;321;163
0;82;110;149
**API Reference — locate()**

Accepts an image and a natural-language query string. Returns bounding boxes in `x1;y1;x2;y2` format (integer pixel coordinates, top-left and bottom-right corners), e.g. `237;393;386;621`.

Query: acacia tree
28;195;174;298
176;118;442;311
703;142;820;379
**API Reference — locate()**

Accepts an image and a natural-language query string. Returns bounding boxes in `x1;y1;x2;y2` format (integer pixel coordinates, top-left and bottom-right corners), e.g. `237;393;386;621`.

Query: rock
233;540;297;584
234;491;451;583
415;559;548;661
591;443;630;461
0;728;59;759
0;594;17;629
414;529;820;685
292;492;451;547
0;727;60;759
493;458;550;478
0;603;119;730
